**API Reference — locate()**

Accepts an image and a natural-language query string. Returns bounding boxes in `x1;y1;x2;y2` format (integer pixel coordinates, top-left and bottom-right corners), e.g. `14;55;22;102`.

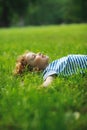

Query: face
25;52;49;70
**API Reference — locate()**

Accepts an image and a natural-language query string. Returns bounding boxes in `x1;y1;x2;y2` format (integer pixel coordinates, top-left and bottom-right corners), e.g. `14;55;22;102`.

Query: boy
14;52;87;87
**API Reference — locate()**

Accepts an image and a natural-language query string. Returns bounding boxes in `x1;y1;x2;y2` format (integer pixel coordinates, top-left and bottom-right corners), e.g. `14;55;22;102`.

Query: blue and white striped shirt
43;54;87;80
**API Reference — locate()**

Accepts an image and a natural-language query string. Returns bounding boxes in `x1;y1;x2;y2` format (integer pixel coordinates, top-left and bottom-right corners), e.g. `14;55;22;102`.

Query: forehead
25;52;35;58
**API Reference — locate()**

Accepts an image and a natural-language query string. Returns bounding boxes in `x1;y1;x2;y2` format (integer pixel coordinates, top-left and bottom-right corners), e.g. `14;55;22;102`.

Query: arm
42;76;54;87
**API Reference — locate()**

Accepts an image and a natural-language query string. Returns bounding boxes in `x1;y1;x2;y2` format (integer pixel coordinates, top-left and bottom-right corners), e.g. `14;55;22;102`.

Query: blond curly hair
14;51;40;75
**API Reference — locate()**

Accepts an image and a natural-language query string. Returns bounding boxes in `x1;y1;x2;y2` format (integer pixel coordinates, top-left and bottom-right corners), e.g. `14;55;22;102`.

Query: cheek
35;57;46;67
35;57;42;64
36;58;47;67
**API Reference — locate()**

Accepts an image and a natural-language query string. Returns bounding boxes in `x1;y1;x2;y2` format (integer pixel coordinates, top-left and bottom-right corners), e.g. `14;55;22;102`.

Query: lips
41;54;46;58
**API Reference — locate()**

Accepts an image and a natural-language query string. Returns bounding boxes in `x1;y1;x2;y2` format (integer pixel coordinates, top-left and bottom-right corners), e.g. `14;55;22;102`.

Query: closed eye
31;54;36;60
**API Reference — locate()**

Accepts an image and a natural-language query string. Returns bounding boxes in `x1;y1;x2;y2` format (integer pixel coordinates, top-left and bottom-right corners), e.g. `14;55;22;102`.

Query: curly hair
14;54;34;75
13;52;41;75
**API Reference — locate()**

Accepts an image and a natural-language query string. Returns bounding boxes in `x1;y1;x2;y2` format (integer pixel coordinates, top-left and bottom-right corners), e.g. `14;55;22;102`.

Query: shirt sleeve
43;70;57;81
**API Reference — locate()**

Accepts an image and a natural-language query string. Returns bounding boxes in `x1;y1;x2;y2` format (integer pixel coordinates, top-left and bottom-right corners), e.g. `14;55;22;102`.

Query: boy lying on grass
14;51;87;87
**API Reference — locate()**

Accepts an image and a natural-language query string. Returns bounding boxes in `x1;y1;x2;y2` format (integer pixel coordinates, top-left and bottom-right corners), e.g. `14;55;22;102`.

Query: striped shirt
43;54;87;80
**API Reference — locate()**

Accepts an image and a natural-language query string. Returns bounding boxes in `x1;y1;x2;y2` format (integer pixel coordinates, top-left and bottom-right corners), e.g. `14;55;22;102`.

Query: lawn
0;24;87;130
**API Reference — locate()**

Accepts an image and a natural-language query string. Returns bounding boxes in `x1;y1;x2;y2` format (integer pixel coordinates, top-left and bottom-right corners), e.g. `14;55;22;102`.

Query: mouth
42;54;49;59
42;54;46;58
42;55;49;61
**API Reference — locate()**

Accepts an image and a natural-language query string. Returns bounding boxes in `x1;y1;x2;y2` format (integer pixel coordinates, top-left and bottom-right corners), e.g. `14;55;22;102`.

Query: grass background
0;24;87;130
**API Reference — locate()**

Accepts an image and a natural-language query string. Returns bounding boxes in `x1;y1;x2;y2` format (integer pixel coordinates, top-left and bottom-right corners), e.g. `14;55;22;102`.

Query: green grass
0;24;87;130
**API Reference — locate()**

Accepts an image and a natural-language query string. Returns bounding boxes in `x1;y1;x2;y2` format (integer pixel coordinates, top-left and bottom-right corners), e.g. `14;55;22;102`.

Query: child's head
14;51;49;75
